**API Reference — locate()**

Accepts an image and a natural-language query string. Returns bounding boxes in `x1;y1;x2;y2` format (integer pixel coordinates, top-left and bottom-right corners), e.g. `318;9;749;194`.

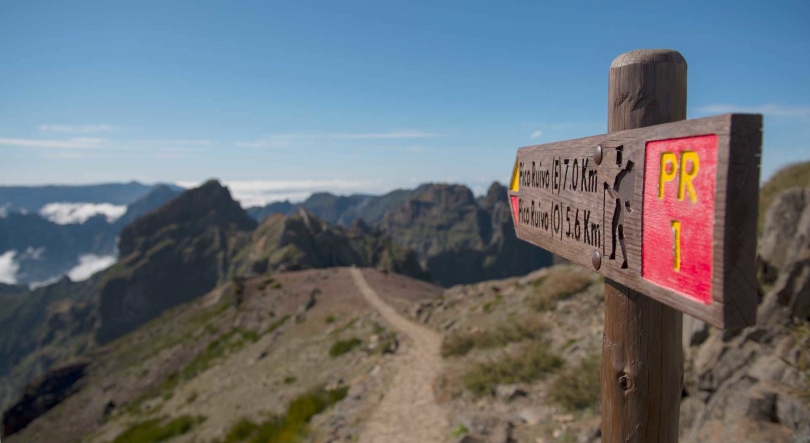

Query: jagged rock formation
379;183;553;286
96;180;257;344
229;209;427;280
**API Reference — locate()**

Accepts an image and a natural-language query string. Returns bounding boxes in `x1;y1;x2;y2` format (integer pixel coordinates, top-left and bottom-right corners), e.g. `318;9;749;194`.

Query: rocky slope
407;185;810;443
96;180;257;344
0;275;101;417
379;183;553;287
3;267;443;443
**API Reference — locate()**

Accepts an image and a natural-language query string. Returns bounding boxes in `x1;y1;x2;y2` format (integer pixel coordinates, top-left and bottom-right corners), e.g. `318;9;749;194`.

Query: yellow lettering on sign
678;151;700;203
659;152;678;199
672;220;682;271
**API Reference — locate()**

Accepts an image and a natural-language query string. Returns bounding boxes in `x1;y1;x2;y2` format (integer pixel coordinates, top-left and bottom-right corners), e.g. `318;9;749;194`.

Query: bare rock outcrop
682;186;810;442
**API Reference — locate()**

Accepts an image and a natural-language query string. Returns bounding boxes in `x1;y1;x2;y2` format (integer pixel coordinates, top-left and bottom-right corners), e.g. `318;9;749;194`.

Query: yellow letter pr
678;151;700;202
659;152;677;199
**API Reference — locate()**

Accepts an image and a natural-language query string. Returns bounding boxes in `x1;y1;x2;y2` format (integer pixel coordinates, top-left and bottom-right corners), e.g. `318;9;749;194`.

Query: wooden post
601;50;686;443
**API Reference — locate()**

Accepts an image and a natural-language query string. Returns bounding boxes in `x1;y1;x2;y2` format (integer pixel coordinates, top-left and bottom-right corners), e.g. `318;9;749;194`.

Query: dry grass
462;342;563;396
790;322;810;405
550;354;601;412
527;269;592;312
441;317;548;357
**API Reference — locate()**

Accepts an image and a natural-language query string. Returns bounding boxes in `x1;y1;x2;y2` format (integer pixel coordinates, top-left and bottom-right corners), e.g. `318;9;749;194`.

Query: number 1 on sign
672;220;681;271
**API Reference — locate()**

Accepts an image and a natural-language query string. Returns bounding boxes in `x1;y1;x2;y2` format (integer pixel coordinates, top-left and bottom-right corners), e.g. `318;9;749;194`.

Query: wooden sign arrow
507;114;762;329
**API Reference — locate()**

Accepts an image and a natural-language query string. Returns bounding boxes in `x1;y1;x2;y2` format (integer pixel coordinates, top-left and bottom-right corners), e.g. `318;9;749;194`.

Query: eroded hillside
5;267;443;443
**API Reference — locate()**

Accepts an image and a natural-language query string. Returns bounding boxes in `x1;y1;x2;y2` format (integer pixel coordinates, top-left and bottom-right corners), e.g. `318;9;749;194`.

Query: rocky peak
480;182;508;212
379;182;551;287
118;180;256;256
412;183;477;207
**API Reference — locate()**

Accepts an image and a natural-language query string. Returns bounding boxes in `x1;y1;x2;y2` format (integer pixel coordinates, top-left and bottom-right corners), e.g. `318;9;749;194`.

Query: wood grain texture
508;113;762;328
603;48;684;443
602;280;683;443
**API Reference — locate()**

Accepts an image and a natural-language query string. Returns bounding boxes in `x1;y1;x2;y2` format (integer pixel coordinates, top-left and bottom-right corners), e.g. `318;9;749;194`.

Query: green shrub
325;314;338;324
441;318;548;357
112;415;205;443
265;315;290;335
462;342;563;396
482;294;504;313
283;376;297;384
550;354;601;411
329;338;362;358
451;424;469;438
224;419;261;443
271;282;282;290
258;277;276;291
223;387;348;443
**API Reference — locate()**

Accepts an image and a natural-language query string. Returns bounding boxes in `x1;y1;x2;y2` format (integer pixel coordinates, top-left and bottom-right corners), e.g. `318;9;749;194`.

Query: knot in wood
618;374;632;391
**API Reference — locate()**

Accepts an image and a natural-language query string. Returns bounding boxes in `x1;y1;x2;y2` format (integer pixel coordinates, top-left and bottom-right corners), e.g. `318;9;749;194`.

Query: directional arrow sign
508;114;762;328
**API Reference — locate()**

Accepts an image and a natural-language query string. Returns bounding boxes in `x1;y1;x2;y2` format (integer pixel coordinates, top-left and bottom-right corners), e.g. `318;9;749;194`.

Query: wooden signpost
507;50;762;442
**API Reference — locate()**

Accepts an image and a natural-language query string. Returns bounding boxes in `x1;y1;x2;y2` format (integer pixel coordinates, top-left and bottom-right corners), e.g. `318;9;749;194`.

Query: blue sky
1;0;808;205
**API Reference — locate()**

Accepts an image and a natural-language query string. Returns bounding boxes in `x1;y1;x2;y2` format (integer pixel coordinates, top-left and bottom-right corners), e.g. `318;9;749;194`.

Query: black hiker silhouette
603;146;635;269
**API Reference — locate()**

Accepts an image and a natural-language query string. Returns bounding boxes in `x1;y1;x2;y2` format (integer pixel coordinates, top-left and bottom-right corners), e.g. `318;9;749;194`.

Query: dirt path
350;267;450;443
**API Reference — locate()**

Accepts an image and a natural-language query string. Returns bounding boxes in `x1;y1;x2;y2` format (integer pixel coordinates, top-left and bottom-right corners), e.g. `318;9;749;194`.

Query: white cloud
39;202;128;224
530;130;543;139
696;104;810;118
126;139;212;147
0;251;19;284
38;124;118;133
178;179;384;207
29;276;61;290
67;254;116;281
0;137;108;149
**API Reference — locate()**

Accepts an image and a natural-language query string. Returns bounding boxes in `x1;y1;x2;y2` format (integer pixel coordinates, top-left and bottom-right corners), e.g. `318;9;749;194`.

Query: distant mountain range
245;188;415;227
0;182;184;214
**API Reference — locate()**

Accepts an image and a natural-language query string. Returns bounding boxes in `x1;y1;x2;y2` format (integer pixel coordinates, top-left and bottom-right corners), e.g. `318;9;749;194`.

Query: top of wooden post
608;49;687;133
610;49;687;69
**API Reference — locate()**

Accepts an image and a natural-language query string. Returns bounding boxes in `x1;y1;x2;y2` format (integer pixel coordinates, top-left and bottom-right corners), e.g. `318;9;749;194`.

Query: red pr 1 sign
507;114;762;328
642;135;718;305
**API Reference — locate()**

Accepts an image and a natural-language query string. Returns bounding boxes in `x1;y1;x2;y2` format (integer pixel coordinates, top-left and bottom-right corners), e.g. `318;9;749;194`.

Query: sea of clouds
0;249;116;287
39;202;127;224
